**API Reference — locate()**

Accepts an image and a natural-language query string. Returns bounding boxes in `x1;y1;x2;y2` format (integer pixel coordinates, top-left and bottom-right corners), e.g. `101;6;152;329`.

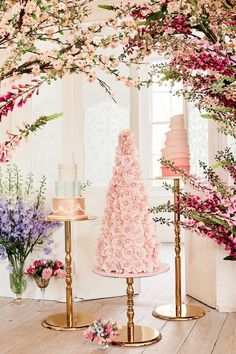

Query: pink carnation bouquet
26;259;66;282
84;318;121;348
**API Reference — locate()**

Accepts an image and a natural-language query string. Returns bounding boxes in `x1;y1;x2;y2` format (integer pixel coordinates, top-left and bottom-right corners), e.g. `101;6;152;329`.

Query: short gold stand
152;178;205;321
112;278;162;347
42;218;95;331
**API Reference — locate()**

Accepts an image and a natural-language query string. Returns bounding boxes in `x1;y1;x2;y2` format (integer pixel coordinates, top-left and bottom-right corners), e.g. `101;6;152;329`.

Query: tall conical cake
94;130;161;276
161;114;190;176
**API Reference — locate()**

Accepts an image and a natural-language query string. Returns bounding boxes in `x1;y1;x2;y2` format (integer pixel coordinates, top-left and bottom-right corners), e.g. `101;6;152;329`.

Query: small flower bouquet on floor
84;318;121;349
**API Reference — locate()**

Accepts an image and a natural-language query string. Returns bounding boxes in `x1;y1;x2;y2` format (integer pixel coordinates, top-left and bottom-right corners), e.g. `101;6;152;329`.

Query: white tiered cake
51;164;87;220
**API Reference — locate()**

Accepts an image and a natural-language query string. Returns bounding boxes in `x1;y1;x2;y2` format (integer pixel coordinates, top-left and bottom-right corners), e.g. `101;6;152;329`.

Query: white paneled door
185;104;217;308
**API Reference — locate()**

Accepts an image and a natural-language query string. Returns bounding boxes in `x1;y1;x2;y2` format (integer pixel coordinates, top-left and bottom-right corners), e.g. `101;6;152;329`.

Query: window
150;81;183;186
84;72;130;187
187;103;208;177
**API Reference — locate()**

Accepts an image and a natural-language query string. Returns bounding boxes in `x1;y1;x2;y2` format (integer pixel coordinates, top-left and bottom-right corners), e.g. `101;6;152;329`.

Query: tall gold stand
112;277;162;347
42;217;95;331
152;178;205;321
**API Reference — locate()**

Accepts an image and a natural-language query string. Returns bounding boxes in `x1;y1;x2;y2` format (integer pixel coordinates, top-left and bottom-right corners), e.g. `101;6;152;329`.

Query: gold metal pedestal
42;312;95;331
152;304;205;321
152;178;205;321
112;278;162;347
113;325;161;347
42;218;95;331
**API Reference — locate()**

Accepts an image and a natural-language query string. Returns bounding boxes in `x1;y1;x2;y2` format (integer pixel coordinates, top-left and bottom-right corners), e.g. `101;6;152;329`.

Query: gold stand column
112;277;162;347
152;178;205;321
42;217;95;331
65;221;73;327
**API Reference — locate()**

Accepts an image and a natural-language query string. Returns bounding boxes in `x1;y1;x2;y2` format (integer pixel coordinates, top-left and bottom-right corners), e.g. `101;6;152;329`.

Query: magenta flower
153;152;236;261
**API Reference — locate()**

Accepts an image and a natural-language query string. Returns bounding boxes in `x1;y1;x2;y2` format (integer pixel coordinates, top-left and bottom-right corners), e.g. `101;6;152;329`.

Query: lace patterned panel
84;79;130;187
228;135;235;186
31;80;64;261
31;80;63;201
187;103;208;177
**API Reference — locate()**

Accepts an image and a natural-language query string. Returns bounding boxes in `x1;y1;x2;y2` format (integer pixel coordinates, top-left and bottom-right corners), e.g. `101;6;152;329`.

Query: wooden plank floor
0;244;235;354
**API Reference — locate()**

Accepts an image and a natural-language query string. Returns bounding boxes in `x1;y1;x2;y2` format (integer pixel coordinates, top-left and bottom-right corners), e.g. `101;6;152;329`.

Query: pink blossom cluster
101;1;236;136
95;130;160;275
164;16;192;35
0;113;61;163
0;80;42;121
154;155;236;261
84;318;121;345
171;51;234;78
0;131;20;162
178;182;236;259
26;259;65;280
0;1;136;94
129;5;151;20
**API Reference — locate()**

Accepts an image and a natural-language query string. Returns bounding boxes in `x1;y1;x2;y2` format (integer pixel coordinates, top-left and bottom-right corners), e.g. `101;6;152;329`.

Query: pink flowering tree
152;149;236;260
1;0;235;161
100;0;236;136
95;130;160;274
96;1;236;259
0;0;121;161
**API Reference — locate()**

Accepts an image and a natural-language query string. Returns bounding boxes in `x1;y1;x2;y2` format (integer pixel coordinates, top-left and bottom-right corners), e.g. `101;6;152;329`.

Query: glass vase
97;342;109;350
9;260;27;300
34;277;50;312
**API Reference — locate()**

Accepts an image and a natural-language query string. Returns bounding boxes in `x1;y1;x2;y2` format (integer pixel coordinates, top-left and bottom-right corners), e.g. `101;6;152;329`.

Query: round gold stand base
42;312;95;331
112;325;162;347
152;304;205;321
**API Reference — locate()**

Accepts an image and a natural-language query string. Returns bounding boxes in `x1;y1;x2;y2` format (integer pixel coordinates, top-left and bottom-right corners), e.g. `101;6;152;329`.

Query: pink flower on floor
84;318;120;346
42;268;53;280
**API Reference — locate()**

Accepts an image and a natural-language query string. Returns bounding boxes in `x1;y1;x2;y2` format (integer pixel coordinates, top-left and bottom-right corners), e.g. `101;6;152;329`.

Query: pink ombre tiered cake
94;130;162;276
161;114;190;176
51;164;87;219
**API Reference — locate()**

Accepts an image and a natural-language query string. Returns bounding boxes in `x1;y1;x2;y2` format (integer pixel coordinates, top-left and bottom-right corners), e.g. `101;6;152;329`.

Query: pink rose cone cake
94;129;161;276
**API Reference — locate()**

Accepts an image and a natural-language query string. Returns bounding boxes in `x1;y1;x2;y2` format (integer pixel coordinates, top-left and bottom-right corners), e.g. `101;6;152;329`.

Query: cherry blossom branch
0;112;62;163
0;78;48;120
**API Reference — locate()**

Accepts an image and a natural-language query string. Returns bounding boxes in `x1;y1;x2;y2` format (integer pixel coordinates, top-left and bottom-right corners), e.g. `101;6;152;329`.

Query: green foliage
0;164;46;208
80;180;92;196
98;5;115;11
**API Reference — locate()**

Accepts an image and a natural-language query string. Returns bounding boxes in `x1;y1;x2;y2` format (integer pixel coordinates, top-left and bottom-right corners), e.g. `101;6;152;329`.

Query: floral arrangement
1;1;235;154
0;165;60;265
26;259;65;280
95;1;236;260
151;149;236;260
84;318;121;346
2;1;235;159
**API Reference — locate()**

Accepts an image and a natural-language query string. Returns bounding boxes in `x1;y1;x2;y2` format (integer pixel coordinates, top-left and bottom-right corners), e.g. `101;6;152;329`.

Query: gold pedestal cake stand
42;215;96;331
152;177;205;321
94;263;169;347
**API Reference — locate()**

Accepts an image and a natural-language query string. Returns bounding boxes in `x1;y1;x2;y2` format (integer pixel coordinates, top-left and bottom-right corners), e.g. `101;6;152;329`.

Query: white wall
0;69;137;300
